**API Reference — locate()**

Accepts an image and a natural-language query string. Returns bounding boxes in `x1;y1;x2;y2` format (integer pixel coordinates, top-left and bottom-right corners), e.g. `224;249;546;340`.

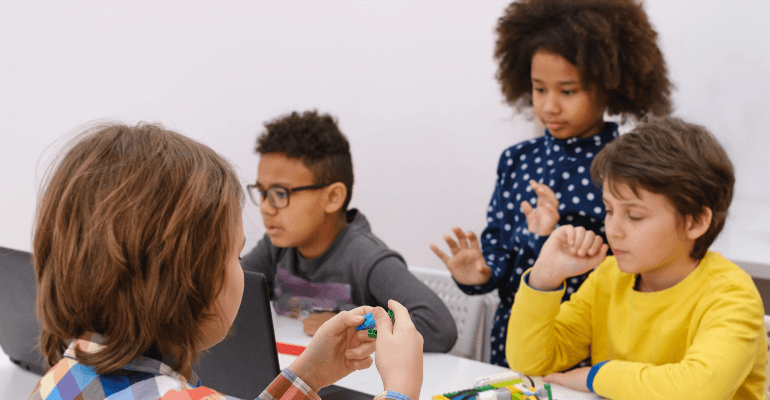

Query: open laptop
0;246;46;375
197;269;373;400
193;269;281;398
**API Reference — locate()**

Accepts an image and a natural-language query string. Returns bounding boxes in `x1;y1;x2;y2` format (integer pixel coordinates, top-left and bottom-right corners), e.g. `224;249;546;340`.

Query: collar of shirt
63;332;202;387
543;122;620;157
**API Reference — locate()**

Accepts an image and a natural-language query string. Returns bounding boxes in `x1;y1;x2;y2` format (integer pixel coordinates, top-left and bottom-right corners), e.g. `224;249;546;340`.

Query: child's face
200;213;246;350
602;181;697;280
256;153;331;257
531;49;606;140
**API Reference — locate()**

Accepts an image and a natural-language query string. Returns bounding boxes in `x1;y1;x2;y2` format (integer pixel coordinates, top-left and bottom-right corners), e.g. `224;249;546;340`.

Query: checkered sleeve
258;369;321;400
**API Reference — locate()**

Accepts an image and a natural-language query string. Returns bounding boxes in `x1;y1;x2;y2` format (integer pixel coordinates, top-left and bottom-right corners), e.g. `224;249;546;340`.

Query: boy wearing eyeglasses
241;110;457;352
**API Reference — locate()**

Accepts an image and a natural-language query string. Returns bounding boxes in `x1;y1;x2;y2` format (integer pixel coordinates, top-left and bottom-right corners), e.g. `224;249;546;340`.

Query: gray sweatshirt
241;209;457;352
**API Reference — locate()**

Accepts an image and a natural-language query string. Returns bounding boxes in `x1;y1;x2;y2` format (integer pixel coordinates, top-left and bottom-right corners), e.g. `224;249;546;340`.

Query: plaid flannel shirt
28;334;324;400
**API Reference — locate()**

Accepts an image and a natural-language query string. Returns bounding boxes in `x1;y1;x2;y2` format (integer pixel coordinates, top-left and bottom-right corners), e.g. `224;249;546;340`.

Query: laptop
194;269;281;398
0;247;372;399
0;246;46;375
197;270;373;400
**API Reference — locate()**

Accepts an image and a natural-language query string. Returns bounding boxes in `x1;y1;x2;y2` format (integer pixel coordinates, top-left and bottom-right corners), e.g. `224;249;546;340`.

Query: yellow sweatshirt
506;252;766;399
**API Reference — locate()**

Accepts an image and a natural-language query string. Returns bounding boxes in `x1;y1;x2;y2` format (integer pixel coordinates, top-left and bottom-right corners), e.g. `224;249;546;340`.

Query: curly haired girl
432;0;673;367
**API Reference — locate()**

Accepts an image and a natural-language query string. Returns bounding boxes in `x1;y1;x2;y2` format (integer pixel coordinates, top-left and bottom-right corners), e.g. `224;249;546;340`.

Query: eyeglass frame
246;182;333;209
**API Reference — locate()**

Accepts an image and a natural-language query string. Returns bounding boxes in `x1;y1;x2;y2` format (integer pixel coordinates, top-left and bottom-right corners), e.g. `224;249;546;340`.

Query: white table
0;315;601;400
272;312;601;400
0;355;40;399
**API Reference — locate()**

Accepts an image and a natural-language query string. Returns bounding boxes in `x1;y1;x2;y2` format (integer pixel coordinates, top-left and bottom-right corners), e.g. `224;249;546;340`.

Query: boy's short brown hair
256;110;354;211
33;122;243;374
591;117;734;260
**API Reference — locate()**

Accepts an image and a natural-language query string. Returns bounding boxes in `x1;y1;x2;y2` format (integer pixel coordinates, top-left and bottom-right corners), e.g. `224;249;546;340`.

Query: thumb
372;307;393;336
521;201;534;217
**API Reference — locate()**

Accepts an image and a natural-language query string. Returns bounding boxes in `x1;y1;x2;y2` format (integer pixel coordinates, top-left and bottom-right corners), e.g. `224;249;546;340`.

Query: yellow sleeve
593;282;765;400
506;264;600;375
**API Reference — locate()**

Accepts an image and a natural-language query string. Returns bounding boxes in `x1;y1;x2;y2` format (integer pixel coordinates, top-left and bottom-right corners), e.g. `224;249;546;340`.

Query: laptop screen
193;270;281;399
0;247;46;375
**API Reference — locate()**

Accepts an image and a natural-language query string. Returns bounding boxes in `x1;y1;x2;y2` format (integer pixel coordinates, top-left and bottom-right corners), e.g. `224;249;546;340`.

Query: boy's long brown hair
33;122;243;374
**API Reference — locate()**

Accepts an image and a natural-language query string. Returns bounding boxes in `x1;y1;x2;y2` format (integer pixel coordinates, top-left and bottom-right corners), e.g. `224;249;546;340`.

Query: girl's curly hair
495;0;673;120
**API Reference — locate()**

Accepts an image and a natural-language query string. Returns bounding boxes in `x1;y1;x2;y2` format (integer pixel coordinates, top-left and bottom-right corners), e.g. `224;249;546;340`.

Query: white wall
1;1;768;274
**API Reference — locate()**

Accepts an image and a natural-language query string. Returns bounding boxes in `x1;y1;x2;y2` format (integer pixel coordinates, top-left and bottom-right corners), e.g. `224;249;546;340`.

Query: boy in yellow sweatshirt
507;117;766;399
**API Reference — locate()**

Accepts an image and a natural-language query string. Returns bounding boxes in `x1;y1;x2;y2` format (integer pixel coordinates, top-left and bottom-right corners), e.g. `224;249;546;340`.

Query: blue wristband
586;360;609;393
374;391;413;400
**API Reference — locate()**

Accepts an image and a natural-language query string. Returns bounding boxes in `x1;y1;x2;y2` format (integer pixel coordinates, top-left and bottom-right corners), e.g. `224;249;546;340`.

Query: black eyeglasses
246;183;332;209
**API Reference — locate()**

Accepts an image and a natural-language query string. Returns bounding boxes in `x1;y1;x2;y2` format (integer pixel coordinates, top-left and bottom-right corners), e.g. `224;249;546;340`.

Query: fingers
429;244;449;264
531;180;559;207
451;227;469;249
466;231;481;250
346;355;374;371
372;306;394;336
345;340;376;360
388;299;415;331
347;305;375;317
587;235;604;256
520;200;534;219
443;234;460;254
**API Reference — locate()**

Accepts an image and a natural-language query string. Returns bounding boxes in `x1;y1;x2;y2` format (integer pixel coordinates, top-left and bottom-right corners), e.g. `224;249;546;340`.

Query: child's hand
529;225;608;291
302;311;337;336
430;227;492;285
288;306;376;392
374;300;423;400
543;366;591;393
520;180;560;236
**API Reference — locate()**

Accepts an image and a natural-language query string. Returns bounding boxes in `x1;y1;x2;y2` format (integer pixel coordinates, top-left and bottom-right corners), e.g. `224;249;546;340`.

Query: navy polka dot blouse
457;122;619;367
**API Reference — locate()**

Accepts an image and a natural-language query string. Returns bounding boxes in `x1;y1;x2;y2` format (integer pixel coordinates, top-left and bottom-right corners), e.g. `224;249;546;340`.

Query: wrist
288;355;321;392
383;382;419;400
587;360;609;393
528;263;564;291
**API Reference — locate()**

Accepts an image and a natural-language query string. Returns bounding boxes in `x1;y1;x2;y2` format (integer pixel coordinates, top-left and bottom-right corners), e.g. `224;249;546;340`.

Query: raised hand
528;225;608;291
520;180;560;236
374;300;424;400
288;306;376;392
430;227;492;285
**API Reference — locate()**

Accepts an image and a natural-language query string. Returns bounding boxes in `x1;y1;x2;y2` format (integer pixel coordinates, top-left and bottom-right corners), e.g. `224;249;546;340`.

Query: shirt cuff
522;269;565;292
278;368;322;400
586;360;609;393
374;391;413;400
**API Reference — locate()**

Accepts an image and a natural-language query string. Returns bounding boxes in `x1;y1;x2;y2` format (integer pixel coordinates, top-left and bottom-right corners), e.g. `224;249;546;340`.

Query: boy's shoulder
333;209;403;261
698;252;760;294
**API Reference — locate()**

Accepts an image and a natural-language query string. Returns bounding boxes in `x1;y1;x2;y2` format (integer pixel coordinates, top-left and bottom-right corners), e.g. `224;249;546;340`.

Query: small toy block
368;329;377;338
356;310;395;331
356;313;376;331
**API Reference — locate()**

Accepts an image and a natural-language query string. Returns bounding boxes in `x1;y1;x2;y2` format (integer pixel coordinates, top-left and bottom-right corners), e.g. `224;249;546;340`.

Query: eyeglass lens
249;186;290;209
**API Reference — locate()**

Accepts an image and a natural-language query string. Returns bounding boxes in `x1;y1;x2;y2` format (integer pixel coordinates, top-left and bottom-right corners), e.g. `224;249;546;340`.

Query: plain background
1;1;768;273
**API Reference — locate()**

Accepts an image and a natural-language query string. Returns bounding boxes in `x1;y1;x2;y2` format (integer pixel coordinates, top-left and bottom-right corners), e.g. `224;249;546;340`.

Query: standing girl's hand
374;300;423;400
430;227;492;285
520;180;561;236
288;306;376;392
528;225;608;291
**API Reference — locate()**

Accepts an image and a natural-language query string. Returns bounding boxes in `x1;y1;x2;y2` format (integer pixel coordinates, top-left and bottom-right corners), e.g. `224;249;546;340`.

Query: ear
684;206;713;240
323;182;347;215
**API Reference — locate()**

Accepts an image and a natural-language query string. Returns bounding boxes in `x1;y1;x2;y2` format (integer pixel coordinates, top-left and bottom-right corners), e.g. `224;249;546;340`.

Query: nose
543;92;560;114
604;214;623;240
260;197;277;216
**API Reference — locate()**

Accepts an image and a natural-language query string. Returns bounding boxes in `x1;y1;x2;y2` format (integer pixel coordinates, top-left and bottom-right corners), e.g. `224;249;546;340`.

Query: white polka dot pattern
456;123;620;366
